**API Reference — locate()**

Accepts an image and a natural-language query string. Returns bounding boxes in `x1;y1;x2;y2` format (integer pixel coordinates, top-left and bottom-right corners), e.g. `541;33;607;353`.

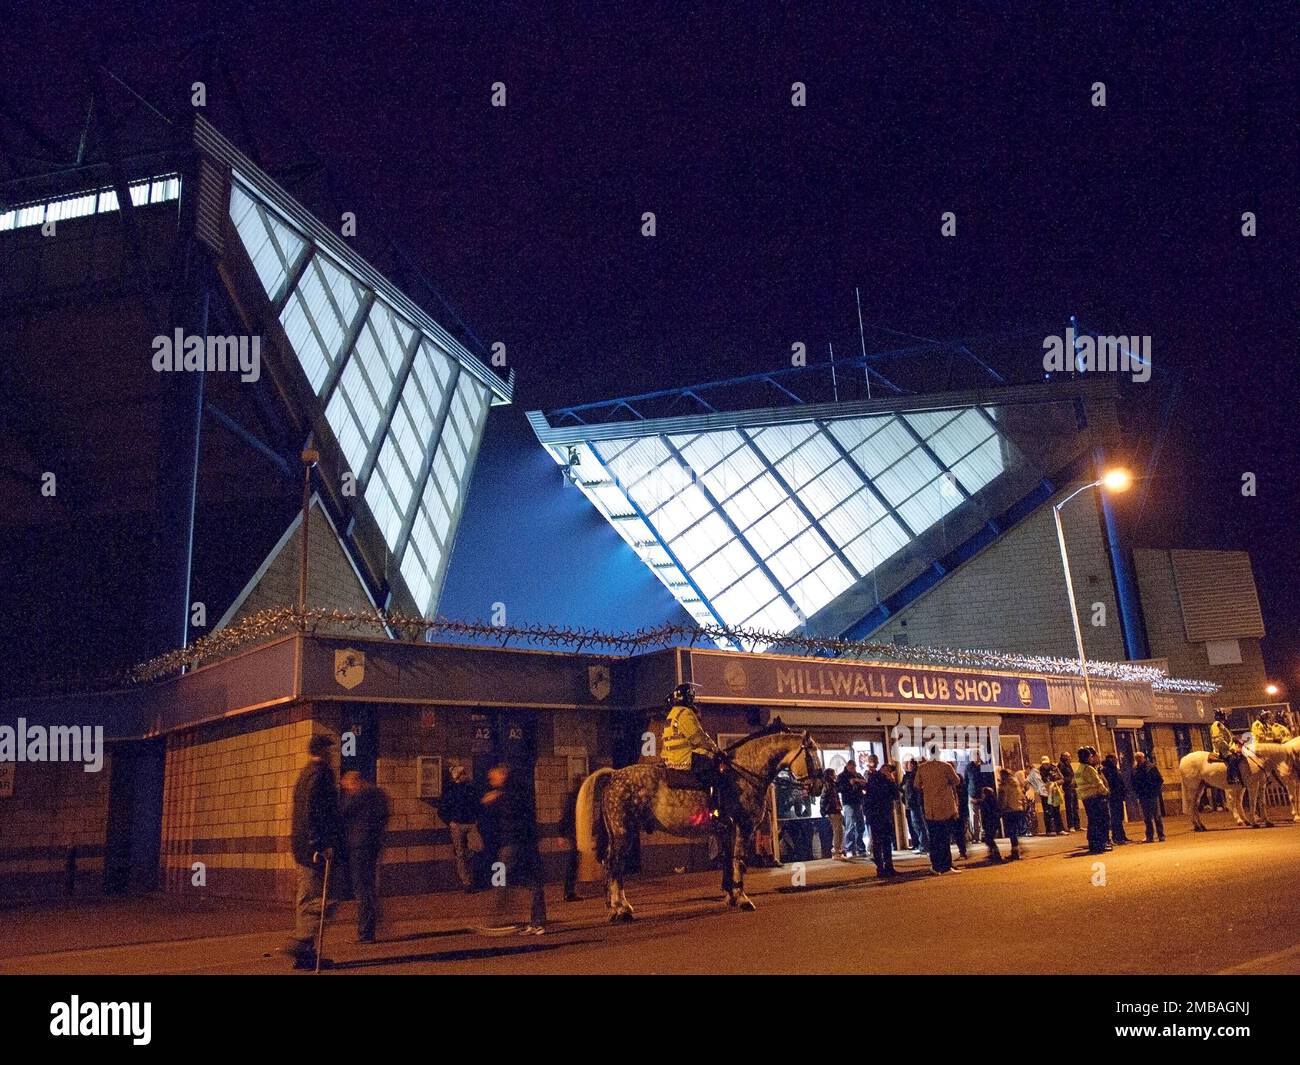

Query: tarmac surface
3;812;1298;975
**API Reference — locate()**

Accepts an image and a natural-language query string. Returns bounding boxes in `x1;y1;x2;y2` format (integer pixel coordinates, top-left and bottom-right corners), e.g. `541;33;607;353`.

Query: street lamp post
298;438;320;628
1053;468;1132;753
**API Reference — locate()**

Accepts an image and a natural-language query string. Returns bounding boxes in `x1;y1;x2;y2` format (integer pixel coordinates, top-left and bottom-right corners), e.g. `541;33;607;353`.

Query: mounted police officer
1251;710;1274;747
1270;716;1293;743
663;683;731;820
1211;709;1245;784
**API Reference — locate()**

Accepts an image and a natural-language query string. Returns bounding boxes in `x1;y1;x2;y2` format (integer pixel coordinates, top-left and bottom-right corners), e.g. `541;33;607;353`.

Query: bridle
724;729;823;790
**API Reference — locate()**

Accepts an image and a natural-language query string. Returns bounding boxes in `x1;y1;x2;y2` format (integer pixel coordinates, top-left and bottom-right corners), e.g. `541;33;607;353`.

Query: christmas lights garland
127;605;1220;695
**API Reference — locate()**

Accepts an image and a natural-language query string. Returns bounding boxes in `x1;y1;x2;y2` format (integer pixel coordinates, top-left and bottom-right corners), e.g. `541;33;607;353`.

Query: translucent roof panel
227;173;500;618
538;406;1009;642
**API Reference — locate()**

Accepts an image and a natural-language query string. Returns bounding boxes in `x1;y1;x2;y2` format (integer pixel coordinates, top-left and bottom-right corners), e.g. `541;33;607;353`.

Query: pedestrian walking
479;763;548;936
285;734;342;969
1101;753;1130;844
820;768;847;860
438;764;484;892
864;762;900;877
1132;751;1166;843
914;748;963;875
1058;751;1081;832
996;766;1026;860
340;769;390;944
1075;747;1111;855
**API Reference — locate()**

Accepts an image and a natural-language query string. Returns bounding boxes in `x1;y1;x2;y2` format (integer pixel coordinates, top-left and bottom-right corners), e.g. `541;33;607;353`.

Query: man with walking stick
285;733;342;970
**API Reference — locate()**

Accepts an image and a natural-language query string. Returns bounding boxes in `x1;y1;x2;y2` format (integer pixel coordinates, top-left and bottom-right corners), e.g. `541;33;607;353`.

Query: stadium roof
530;361;1117;647
211;117;512;614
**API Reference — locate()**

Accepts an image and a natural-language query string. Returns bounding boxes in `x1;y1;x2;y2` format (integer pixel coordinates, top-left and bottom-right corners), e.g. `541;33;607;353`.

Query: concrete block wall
228;502;384;637
160;704;321;901
1133;548;1269;704
0;756;113;899
872;491;1127;663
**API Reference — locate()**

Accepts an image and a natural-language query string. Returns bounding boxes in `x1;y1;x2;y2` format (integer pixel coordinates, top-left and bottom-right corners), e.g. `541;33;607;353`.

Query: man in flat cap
286;732;342;968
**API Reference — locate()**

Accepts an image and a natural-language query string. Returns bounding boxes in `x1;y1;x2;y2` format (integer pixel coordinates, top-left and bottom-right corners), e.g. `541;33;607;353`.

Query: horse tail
575;768;614;881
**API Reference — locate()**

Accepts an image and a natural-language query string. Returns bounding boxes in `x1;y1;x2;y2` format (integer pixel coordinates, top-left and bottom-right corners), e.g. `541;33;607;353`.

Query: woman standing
1074;747;1112;855
996;766;1027;860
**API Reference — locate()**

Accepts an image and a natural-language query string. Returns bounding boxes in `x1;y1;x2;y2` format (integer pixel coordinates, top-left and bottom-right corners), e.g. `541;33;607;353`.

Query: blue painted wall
439;407;694;632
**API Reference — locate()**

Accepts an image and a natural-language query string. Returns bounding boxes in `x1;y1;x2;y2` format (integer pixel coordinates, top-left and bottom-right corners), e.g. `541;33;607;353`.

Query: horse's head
781;730;825;795
727;722;824;793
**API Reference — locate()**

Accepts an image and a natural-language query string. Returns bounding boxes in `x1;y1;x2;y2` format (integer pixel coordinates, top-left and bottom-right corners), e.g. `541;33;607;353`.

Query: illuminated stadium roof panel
220;133;505;617
531;377;1112;644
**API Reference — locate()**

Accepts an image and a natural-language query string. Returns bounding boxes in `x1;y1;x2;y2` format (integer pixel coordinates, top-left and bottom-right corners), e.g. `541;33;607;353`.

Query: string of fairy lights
127;605;1220;694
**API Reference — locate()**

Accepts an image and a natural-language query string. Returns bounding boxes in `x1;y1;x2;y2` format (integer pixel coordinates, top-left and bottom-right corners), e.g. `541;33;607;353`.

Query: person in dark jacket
1058;752;1081;832
479;763;547;935
949;758;969;859
286;734;342;968
901;759;928;852
979;786;1003;862
965;752;987;841
820;768;846;860
836;763;867;858
863;762;900;877
1131;752;1166;843
438;765;483;891
1101;753;1130;844
340;770;390;943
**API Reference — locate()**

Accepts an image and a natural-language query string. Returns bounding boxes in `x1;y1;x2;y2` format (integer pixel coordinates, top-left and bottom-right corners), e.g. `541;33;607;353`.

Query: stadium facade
0;117;1276;901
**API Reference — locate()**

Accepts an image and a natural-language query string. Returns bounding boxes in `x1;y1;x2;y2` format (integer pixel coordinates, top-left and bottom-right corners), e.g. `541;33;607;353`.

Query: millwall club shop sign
688;651;1051;712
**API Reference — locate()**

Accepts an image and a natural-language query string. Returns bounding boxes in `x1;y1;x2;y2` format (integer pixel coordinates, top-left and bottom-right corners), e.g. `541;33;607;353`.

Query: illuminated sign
689;652;1051;712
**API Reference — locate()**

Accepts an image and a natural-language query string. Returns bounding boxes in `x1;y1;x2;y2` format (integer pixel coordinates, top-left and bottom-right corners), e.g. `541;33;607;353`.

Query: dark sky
4;3;1297;683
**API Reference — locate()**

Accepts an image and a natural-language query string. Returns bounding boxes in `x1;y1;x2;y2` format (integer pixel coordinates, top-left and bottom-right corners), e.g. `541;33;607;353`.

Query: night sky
4;3;1296;682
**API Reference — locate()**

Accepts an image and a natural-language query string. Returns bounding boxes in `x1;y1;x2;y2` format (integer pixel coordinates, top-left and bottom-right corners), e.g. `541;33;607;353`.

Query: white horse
1270;737;1300;822
1179;742;1295;831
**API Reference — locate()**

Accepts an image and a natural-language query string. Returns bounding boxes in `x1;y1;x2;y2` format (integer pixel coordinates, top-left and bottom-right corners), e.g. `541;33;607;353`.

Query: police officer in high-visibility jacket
663;684;729;820
1270;718;1293;743
1251;711;1273;747
1212;710;1244;784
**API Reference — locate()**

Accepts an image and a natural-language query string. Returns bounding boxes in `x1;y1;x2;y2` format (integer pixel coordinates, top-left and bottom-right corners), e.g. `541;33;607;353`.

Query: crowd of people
282;697;1291;968
817;742;1171;877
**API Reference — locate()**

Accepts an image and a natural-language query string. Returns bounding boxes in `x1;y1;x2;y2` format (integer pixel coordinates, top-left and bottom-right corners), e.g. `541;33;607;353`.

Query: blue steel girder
655;434;809;627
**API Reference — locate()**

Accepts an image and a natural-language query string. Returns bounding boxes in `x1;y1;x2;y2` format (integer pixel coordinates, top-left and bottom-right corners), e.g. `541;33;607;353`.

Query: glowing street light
1053;468;1134;750
1265;683;1280;697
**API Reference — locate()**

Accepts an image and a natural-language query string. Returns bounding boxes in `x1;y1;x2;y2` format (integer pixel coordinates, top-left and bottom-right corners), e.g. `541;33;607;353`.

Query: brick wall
872;490;1127;663
227;501;384;637
160;704;322;901
0;756;113;899
1134;548;1269;704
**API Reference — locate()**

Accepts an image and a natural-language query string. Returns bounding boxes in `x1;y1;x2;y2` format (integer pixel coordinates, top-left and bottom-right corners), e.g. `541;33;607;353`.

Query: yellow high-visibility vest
663;704;710;769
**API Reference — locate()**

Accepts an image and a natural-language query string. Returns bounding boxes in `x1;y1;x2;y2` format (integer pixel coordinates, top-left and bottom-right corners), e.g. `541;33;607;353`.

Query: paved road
4;816;1298;975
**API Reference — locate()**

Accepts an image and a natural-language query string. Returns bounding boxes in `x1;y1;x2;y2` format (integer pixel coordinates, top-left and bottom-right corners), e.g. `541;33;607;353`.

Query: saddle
663;768;705;791
1207;754;1224;764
